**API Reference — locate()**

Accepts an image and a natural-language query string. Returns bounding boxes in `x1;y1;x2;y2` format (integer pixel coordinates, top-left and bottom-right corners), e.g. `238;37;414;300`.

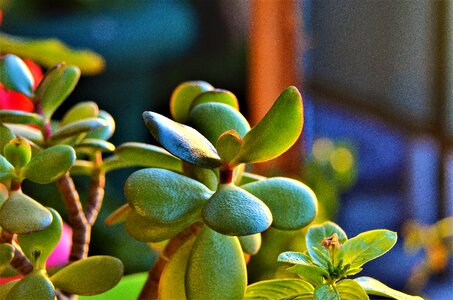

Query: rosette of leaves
245;221;424;300
106;81;318;298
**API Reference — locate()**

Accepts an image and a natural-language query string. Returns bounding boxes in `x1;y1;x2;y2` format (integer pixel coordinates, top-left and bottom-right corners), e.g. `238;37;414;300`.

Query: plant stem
138;223;203;300
0;230;33;275
85;152;105;226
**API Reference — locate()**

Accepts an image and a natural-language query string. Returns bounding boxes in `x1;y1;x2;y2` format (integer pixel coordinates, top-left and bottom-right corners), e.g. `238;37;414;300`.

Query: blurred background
1;0;452;298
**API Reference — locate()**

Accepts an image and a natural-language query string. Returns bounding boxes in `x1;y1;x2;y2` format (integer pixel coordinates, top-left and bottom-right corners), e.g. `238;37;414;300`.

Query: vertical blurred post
248;0;303;176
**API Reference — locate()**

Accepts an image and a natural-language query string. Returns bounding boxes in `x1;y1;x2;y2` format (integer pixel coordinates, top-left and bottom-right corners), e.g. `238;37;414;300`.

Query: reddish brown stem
85;152;105;226
1;230;33;275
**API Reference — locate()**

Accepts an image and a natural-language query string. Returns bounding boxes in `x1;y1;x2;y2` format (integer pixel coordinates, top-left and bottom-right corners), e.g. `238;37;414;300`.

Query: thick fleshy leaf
76;139;115;153
7;270;55;300
112;142;182;172
23;145;75;184
242;178;318;230
188;102;250;144
170;81;214;122
143;111;221;168
342;230;397;269
61;101;99;126
202;183;272;236
232;86;303;165
85;110;116;140
51;256;123;296
0;110;44;126
190;89;239;111
0;124;15;155
314;284;340;300
0;155;15;181
125;168;212;223
18;208;62;269
159;235;197;299
336;279;369;300
70;160;94;176
4;137;32;169
0;183;8;205
278;251;313;265
237;171;266;185
49;118;107;143
0;279;19;300
0;54;34;97
245;279;314;300
182;162;218;191
35;64;81;120
287;264;329;286
306;222;348;269
354;277;424;300
0;243;14;274
105;203;131;225
238;233;262;255
4;124;43;144
0;191;53;234
216;130;242;163
186;227;247;299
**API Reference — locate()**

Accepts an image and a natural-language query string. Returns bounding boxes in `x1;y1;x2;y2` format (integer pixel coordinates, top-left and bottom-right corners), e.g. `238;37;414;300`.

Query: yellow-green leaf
238;233;262;255
0;243;14;274
170;81;214;122
190;88;239;111
314;284;340;300
7;270;55;300
0;110;44;126
216;130;242;164
245;279;314;300
85;110;116;140
49;118;107;143
336;279;369;300
61;101;99;126
354;277;424;300
0;125;15;156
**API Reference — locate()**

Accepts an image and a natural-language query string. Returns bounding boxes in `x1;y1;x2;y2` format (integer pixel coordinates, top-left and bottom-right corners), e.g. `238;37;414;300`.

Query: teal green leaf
35;64;81;120
186;227;247;300
0;191;53;234
188;102;250;144
170;81;214;122
0;32;105;75
314;284;340;300
70;160;95;176
238;233;262;255
236;171;266;185
105;203;131;225
245;279;314;300
125;168;212;223
85;110;116;140
0;279;19;300
0;125;15;155
0;54;34;97
50;256;123;296
18;208;62;270
23;145;76;184
336;279;369;300
306;222;347;269
216;130;242;164
49;118;107;143
111;142;182;172
0;154;15;181
190;88;239;111
143;111;221;168
0;243;14;274
342;230;397;269
287;264;329;286
61;101;99;126
202;183;272;236
278;251;313;265
242;177;318;230
4;124;43;144
6;270;55;300
232;86;303;165
182;162;218;191
76;139;115;153
354;277;424;300
0;110;44;126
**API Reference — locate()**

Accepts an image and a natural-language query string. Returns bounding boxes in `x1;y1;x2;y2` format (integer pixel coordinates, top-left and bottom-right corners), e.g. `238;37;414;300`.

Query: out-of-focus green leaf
287;264;328;286
125;168;212;223
85;110;115;140
336;279;369;300
238;233;262;255
0;243;14;274
216;130;242;164
186;227;246;299
0;183;8;205
0;54;34;97
202;183;272;236
0;32;105;75
49;118;107;143
314;284;340;300
4;124;43;144
70;160;95;176
18;208;62;270
0;110;44;126
23;145;76;184
35;64;80;120
342;230;397;269
61;101;99;126
242;178;318;230
245;279;314;300
0;125;15;155
170;81;214;122
143;111;221;168
0;154;15;181
0;279;19;300
76;139;115;153
50;256;123;296
7;270;55;300
105;203;131;225
4;137;32;169
190;88;239;111
278;251;313;265
78;273;146;300
182;162;218;191
354;277;423;300
0;190;53;234
232;86;303;165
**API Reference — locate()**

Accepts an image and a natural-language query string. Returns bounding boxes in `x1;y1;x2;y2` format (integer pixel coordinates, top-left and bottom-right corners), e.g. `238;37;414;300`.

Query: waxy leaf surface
0;155;15;181
216;130;242;163
49;118;107;143
4;124;43;144
354;277;423;300
245;279;314;300
0;110;44;126
170;81;214;122
336;279;369;300
0;54;34;97
190;89;239;110
85;110;116;140
238;233;262;255
76;139;115;153
61;101;99;126
7;270;55;300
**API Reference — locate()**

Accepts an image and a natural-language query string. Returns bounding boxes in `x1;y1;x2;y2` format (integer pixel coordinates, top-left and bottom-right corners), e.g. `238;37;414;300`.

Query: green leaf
342;230;397;269
105;203;131;225
0;279;19;300
232;86;303;165
216;130;242;163
336;279;369;300
170;81;214;122
35;64;81;120
236;171;266;185
202;183;272;236
0;54;34;97
190;88;240;111
287;264;329;286
18;208;62;270
49;118;108;143
238;233;262;255
0;110;44;126
354;277;424;300
0;125;15;156
306;222;347;269
186;227;247;300
4;137;32;169
4;124;43;144
0;154;15;181
188;102;250;144
0;190;53;234
70;160;95;176
75;139;115;153
23;145;76;184
78;273;146;300
314;284;340;300
0;32;105;75
143;111;221;168
278;251;313;265
182;162;219;191
50;255;123;296
6;270;55;300
0;242;14;274
245;279;314;300
0;183;8;205
61;101;99;126
85;110;116;140
242;178;318;230
125;168;212;223
111;142;182;172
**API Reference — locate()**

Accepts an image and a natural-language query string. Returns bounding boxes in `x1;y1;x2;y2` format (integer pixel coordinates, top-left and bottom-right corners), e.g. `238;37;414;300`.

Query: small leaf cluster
245;221;423;300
